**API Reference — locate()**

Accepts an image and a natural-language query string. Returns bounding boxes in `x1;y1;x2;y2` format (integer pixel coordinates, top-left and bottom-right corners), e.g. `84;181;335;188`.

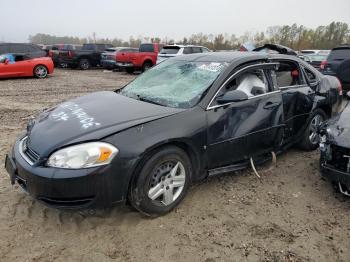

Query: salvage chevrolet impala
5;52;342;216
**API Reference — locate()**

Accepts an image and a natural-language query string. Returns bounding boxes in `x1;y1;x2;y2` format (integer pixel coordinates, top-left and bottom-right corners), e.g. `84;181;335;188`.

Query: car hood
27;91;184;156
323;103;350;147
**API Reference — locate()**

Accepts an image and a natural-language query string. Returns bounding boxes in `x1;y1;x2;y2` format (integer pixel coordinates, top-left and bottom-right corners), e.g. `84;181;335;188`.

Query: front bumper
101;60;117;69
116;62;134;68
320;163;350;196
4;139;126;209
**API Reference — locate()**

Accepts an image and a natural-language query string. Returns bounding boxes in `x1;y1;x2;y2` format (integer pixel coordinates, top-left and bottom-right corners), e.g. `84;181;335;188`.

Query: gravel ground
0;69;349;262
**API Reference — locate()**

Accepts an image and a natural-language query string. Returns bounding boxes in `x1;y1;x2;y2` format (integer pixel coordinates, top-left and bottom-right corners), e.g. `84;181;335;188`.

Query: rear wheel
142;61;153;72
79;59;90;70
299;109;327;151
33;65;48;78
129;146;192;216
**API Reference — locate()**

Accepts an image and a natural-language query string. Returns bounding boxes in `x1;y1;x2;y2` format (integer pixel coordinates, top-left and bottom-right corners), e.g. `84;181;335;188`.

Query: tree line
29;21;350;51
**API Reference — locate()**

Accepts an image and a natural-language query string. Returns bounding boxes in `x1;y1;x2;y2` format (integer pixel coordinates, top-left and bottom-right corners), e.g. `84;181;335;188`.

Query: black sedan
319;95;350;196
5;52;342;216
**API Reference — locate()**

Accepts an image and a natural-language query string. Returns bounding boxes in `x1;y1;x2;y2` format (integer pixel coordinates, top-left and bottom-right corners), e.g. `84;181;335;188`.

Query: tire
129;146;192;216
142;61;153;72
33;65;48;79
79;59;90;70
126;67;135;74
299;109;327;151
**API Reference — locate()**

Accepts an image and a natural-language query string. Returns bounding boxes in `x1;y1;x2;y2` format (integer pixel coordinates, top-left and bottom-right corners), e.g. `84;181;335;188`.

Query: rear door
270;59;314;141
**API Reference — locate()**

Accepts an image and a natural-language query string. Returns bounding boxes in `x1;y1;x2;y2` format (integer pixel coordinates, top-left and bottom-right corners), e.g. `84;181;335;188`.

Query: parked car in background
319;96;350;196
300;50;330;56
0;53;54;79
52;44;83;67
156;45;210;64
116;43;162;73
38;45;53;56
303;53;329;70
0;43;46;58
60;43;113;70
5;51;341;216
101;47;138;70
321;45;350;89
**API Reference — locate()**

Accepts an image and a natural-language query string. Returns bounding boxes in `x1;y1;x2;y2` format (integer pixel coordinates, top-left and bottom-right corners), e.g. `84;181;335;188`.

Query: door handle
264;101;281;109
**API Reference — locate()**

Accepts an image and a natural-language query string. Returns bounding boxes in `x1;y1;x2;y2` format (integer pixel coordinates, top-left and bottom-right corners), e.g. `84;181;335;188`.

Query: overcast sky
1;0;350;42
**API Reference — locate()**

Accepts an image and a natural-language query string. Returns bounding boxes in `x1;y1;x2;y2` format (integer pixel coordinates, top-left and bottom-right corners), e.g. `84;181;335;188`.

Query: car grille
20;137;40;165
328;145;350;173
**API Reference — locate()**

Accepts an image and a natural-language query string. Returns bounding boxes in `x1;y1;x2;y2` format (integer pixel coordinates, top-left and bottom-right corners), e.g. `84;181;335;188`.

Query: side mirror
217;90;249;104
4;59;9;65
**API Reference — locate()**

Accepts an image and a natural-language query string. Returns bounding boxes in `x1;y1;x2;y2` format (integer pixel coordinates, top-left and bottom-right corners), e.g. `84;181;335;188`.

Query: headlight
47;142;118;169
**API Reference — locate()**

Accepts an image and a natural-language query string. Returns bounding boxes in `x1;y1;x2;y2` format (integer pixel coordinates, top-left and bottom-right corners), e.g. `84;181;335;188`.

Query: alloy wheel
148;161;186;206
35;66;47;78
309;114;324;145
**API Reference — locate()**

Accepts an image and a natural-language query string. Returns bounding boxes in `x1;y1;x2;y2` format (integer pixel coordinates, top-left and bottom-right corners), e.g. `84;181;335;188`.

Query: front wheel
299;109;327;151
33;65;48;78
129;146;192;216
79;59;90;70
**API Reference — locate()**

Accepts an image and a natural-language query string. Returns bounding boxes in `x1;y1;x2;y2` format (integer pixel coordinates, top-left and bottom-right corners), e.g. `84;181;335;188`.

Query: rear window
301;51;316;54
140;44;154;53
305;54;328;62
328;48;350;60
160;46;180;55
105;48;117;52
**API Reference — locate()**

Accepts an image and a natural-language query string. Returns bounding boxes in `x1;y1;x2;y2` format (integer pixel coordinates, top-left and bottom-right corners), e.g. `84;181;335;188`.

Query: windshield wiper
137;95;165;106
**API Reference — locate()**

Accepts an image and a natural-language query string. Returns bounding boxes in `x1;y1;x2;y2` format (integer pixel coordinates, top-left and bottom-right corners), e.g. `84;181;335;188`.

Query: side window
272;61;303;88
183;47;192;54
217;68;270;101
11;44;28;53
140;44;154;52
201;47;210;53
192;47;202;53
303;66;317;83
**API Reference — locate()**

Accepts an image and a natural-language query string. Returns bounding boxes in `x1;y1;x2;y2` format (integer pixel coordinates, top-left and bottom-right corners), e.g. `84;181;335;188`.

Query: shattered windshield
121;60;227;108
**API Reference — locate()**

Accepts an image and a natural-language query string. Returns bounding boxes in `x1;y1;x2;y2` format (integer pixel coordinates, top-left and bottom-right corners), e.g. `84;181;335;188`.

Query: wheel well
143;60;153;66
79;56;90;62
33;64;48;75
127;141;201;200
317;105;332;118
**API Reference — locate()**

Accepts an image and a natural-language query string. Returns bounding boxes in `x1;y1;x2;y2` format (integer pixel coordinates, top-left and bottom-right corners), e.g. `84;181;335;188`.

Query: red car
0;54;54;79
116;43;162;73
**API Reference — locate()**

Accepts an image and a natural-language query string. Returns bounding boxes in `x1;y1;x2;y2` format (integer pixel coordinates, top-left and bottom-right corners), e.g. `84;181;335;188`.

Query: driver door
206;63;284;169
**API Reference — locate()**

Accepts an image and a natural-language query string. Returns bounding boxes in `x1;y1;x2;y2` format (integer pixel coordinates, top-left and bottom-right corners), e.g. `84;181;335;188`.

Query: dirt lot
0;69;349;262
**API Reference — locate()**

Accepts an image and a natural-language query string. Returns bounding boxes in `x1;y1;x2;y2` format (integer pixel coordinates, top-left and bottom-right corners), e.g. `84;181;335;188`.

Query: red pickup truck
116;43;161;73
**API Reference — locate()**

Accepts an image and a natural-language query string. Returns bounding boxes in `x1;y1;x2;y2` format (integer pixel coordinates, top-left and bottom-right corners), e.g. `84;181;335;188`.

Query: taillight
48;50;53;57
320;60;327;70
337;78;343;96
